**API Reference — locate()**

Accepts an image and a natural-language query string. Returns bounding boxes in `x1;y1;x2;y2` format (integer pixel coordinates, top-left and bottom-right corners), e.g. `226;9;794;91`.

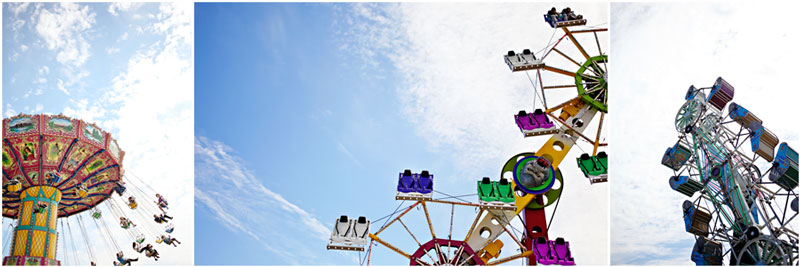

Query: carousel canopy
2;114;124;218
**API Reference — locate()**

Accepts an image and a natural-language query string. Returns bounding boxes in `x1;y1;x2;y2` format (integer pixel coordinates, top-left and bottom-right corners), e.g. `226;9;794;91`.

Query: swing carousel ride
327;7;607;265
662;78;798;265
2;114;181;266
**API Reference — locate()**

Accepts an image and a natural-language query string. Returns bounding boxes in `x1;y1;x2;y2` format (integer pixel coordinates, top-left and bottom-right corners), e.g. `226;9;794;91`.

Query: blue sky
3;3;193;265
195;3;608;265
609;3;799;265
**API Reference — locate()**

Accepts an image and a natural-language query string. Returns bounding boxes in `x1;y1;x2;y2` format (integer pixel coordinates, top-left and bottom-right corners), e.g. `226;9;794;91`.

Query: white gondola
327;215;369;252
504;49;544;72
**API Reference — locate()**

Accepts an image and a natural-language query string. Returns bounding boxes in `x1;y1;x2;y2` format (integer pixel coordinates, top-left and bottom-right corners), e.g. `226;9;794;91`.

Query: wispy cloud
195;136;331;265
337;142;363;167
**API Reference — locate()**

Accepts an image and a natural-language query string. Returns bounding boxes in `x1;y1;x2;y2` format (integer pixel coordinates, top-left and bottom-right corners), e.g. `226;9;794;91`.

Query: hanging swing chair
91;209;102;219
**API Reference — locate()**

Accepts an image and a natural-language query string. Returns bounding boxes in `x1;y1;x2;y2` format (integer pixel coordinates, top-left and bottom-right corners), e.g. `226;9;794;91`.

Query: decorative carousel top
2;113;125;218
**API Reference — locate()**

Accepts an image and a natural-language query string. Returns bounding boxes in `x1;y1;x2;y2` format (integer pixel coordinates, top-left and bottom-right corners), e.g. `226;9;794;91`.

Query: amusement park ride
2;114;180;266
327;8;607;265
663;78;798;265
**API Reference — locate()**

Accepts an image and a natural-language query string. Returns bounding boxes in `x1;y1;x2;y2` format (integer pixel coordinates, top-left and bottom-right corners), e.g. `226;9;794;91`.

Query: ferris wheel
662;78;798;265
327;7;606;266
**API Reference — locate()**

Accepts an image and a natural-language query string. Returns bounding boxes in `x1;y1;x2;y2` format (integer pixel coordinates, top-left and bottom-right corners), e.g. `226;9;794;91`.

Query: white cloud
20;44;28;52
35;2;96;67
8;2;30;16
56;79;71;95
106;47;120;55
108;2;143;16
62;99;105;123
39;66;50;75
5;105;18;118
340;3;609;265
195;136;331;264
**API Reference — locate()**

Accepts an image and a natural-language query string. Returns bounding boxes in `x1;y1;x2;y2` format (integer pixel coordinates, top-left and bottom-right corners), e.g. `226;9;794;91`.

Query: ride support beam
374;201;420;235
593;112;606;155
4;186;62;266
562;27;590;60
570;28;608;34
543;66;576;78
488;251;534;266
522;200;549;266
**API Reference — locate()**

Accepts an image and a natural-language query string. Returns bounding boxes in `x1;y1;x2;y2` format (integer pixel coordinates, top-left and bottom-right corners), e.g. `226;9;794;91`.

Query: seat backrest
417;173;433;192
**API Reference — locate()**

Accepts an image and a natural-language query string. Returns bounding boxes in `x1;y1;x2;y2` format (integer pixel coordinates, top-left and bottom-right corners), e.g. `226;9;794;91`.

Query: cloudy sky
610;3;799;265
195;2;608;265
2;3;193;265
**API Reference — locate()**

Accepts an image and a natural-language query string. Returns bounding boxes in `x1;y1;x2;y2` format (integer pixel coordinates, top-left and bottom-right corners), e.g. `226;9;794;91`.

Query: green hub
576;55;608;113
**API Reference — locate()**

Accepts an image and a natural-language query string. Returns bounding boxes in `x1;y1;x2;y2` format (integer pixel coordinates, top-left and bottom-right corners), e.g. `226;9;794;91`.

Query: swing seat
114;186;126;196
552;238;575;265
477;178;515;210
515;110;558;137
770;143;798;191
396;170;434;200
750;124;779;162
92;211;102;219
683;200;711;237
136;237;145;244
156;239;163;244
691;237;723;265
121;224;130;229
327;215;369;251
128;202;138;209
669;176;702;197
77;189;88;198
576;152;608;184
533;237;557;265
504;49;544;72
661;142;691;171
165;224;175;233
706;77;734;111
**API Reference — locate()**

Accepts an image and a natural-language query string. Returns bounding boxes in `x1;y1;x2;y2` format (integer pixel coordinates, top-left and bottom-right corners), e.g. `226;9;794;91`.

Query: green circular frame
575;54;608;113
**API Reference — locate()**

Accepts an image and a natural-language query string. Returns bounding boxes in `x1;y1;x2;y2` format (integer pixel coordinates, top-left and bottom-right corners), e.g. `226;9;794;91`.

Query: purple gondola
706;77;734;111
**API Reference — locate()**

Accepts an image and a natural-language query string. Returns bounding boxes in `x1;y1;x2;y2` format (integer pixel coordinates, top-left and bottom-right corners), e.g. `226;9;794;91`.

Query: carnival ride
327;7;607;265
2;114;180;266
662;78;798;265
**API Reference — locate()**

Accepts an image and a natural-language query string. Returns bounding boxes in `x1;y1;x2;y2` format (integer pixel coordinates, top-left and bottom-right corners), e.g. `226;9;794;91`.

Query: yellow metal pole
562;27;590;60
374;201;420;235
593;112;605;156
